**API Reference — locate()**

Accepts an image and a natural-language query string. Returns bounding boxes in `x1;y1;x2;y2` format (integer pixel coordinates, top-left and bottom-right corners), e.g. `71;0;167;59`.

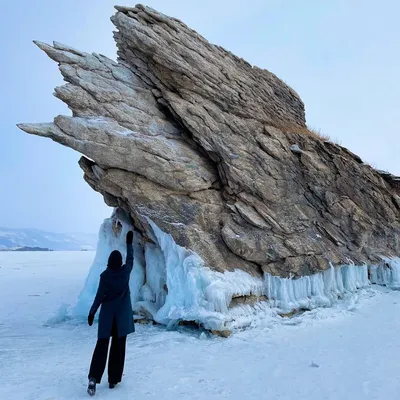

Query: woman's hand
88;313;94;326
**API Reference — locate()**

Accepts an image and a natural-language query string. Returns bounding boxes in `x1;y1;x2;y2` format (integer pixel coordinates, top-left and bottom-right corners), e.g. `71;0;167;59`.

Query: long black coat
90;244;135;339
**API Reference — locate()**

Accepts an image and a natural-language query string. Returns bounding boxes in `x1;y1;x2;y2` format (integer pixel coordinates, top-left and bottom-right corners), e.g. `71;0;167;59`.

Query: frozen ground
1;252;400;400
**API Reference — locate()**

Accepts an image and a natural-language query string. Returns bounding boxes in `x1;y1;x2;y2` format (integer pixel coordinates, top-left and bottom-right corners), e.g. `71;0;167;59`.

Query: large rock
19;4;400;279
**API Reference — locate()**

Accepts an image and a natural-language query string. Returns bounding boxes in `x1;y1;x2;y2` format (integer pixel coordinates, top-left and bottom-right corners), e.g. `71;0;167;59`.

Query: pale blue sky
1;0;399;233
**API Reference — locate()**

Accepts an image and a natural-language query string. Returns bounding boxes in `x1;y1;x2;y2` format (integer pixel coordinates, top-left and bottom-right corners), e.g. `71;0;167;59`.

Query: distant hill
13;246;52;252
0;228;98;251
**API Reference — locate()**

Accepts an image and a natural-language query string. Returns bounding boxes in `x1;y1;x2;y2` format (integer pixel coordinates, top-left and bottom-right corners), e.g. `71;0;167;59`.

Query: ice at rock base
369;258;400;289
71;211;400;331
71;210;146;319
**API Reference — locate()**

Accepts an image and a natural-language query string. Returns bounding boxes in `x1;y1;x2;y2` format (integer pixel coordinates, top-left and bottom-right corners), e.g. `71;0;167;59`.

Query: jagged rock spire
19;5;400;277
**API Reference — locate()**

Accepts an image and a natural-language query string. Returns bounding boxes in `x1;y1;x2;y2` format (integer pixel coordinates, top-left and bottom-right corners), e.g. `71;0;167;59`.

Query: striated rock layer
19;4;400;285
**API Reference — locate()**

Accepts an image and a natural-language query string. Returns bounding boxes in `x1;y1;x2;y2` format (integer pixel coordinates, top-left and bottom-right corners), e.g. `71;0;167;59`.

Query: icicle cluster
369;258;400;289
265;264;369;312
72;213;400;331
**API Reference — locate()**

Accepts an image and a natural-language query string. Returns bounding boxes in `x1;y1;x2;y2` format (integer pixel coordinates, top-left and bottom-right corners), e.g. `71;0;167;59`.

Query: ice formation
72;210;145;319
134;219;265;330
72;210;400;331
369;258;400;289
264;264;369;313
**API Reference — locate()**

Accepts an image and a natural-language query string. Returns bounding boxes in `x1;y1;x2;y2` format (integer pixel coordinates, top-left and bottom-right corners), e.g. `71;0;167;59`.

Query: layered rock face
19;4;400;280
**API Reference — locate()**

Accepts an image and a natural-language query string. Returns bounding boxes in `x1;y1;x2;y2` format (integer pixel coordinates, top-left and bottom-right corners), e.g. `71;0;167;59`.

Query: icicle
263;264;369;313
146;218;266;331
370;259;400;289
144;243;167;309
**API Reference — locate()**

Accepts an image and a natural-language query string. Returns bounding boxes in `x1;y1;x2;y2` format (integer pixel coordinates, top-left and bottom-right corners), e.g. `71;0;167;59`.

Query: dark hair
107;250;123;270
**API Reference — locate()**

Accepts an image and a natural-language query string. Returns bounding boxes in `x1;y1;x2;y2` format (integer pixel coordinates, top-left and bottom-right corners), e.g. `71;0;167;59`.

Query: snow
2;251;400;399
290;144;303;153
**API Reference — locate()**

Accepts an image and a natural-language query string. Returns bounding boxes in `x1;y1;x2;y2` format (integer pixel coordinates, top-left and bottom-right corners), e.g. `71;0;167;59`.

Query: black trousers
88;318;127;384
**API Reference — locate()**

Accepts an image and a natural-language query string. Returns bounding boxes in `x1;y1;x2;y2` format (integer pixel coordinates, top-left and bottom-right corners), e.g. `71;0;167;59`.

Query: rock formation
19;4;400;285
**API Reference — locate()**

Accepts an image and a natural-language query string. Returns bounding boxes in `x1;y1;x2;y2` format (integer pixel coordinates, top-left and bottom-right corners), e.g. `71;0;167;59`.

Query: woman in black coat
87;231;135;396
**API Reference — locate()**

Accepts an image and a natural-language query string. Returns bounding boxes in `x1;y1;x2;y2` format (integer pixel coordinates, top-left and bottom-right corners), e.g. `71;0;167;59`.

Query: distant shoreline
0;248;93;252
0;227;97;252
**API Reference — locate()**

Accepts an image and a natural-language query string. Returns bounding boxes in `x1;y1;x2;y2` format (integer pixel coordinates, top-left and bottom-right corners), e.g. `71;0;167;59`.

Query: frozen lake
1;251;400;399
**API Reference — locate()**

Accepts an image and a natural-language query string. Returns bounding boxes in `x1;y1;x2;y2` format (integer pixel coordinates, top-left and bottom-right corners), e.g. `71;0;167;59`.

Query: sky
1;0;399;233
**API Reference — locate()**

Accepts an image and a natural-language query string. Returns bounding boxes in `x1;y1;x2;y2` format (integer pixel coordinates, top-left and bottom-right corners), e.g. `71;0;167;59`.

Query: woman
87;230;135;396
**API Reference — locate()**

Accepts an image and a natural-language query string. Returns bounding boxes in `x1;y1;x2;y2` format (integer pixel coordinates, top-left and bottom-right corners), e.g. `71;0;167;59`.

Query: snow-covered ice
2;251;400;399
